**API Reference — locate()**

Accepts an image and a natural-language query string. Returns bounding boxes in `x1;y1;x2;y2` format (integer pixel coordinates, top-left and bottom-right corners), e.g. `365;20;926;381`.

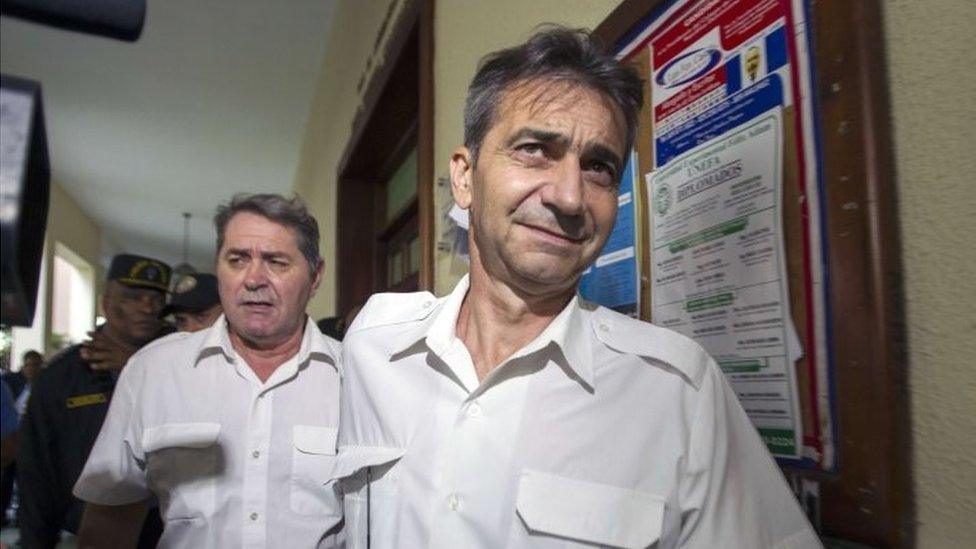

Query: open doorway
336;0;433;316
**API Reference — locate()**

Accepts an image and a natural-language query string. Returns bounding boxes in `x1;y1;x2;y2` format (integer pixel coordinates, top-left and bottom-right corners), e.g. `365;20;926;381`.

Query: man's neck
229;321;306;383
456;264;574;382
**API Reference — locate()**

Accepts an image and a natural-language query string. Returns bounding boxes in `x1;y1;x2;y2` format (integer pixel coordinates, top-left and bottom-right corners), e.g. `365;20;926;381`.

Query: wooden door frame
336;0;434;315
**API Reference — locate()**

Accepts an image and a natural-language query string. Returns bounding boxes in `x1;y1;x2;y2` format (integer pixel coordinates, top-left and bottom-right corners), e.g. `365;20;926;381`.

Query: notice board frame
594;0;912;546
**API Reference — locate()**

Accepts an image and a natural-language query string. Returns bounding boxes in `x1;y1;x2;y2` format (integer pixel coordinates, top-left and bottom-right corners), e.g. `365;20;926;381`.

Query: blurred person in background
1;381;17;470
163;273;223;333
0;350;43;528
18;254;172;549
13;351;43;418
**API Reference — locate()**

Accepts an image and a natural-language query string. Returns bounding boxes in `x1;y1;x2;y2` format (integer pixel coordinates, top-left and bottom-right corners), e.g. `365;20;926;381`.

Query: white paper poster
648;108;803;458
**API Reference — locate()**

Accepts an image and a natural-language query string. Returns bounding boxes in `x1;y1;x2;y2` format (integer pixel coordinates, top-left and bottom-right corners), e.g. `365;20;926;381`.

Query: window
49;242;95;351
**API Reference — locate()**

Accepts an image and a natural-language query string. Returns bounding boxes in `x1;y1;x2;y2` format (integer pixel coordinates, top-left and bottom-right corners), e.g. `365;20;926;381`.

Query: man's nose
244;260;269;290
137;295;159;315
540;158;585;216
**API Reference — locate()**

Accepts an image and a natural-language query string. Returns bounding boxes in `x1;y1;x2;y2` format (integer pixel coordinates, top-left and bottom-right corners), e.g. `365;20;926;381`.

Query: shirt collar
421;275;595;389
196;314;235;366
423;274;471;359
195;314;334;373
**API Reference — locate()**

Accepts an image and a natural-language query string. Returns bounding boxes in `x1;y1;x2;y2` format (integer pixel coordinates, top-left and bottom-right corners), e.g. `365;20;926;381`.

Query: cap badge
175;275;198;294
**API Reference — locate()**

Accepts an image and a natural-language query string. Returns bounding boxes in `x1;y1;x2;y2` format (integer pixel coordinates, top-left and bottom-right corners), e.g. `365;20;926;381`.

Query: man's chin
508;262;586;294
233;320;286;344
128;323;162;340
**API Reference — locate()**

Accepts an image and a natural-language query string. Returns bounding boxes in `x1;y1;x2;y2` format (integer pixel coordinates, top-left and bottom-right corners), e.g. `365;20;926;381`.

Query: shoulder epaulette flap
347;291;439;334
590;306;710;389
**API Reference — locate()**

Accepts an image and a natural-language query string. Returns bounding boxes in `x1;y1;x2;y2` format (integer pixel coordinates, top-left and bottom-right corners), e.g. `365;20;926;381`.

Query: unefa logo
655;48;722;89
654;183;673;216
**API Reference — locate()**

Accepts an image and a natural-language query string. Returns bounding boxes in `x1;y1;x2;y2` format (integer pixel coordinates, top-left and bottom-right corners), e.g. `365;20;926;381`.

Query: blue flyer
579;152;640;316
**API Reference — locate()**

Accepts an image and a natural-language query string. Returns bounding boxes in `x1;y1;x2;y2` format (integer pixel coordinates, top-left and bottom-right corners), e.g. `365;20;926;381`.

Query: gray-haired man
336;27;820;548
73;194;343;548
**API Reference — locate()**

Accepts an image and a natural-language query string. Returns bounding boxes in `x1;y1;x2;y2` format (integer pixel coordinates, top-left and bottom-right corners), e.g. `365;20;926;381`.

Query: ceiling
0;0;335;271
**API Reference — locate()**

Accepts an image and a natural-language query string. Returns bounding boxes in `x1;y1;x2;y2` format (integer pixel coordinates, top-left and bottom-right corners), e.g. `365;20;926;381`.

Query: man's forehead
224;212;299;249
493;79;626;145
504;79;620;119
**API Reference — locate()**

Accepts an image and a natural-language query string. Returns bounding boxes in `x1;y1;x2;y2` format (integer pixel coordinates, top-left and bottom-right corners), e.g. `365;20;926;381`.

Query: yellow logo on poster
745;46;761;82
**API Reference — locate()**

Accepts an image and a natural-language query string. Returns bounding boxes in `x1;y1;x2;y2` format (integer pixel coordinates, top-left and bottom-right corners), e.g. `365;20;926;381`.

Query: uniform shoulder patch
347;291;439;334
590;304;710;389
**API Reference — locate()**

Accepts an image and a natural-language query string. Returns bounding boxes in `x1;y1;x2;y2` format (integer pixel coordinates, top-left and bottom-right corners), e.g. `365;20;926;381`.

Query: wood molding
417;0;435;291
338;0;423;178
813;0;912;544
336;0;435;313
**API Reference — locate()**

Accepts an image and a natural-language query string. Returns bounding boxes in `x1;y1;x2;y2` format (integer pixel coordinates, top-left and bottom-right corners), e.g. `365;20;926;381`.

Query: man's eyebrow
504;127;569;148
225;247;251;256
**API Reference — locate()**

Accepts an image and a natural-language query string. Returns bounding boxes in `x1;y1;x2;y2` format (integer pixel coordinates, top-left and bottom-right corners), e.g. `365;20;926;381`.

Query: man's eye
584;161;618;187
514;142;548;160
584;160;614;175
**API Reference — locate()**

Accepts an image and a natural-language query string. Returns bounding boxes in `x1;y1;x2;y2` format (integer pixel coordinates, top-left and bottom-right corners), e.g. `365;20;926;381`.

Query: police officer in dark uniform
162;273;223;333
17;254;173;549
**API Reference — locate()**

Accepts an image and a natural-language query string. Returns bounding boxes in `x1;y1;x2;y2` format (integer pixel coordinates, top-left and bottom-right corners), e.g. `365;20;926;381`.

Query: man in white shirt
336;27;822;548
73;194;343;548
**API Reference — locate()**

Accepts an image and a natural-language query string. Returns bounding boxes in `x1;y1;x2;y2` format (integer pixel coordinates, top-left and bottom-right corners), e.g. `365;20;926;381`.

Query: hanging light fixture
172;212;196;279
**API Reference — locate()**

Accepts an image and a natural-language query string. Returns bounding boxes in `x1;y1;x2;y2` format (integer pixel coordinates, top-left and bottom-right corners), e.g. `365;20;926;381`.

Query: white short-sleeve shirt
74;316;343;548
336;276;822;548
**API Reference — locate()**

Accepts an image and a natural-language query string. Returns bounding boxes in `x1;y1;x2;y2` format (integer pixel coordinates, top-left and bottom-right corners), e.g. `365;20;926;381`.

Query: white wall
884;0;976;546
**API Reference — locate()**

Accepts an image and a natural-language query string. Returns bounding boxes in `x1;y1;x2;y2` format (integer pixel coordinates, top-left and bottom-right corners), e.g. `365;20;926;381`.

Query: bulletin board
594;0;911;545
600;0;835;472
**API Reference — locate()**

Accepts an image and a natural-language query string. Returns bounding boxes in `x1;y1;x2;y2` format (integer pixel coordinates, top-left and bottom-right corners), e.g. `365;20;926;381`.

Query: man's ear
309;260;324;297
450;146;474;210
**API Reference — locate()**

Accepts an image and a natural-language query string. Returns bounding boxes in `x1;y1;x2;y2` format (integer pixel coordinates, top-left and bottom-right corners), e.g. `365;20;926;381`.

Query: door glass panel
408;236;420;275
391;250;404;285
386;149;417;223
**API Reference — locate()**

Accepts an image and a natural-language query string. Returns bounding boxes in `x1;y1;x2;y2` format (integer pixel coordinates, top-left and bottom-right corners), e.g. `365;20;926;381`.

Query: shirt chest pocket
290;425;339;516
514;469;665;549
142;422;221;522
330;447;405;549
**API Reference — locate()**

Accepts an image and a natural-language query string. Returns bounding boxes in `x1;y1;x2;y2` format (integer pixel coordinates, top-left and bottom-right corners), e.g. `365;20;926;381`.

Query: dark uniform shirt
17;339;166;549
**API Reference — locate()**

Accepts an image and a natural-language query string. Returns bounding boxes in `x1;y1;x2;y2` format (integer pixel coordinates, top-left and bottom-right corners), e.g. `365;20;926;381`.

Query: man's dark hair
464;25;643;166
22;350;42;362
214;193;322;273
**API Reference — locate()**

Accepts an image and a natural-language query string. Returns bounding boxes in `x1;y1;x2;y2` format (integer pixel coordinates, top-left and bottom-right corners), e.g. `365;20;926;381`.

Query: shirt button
466;402;482;418
252;450;260;459
448;494;460;511
598;321;611;333
422;299;433;309
249;512;258;521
